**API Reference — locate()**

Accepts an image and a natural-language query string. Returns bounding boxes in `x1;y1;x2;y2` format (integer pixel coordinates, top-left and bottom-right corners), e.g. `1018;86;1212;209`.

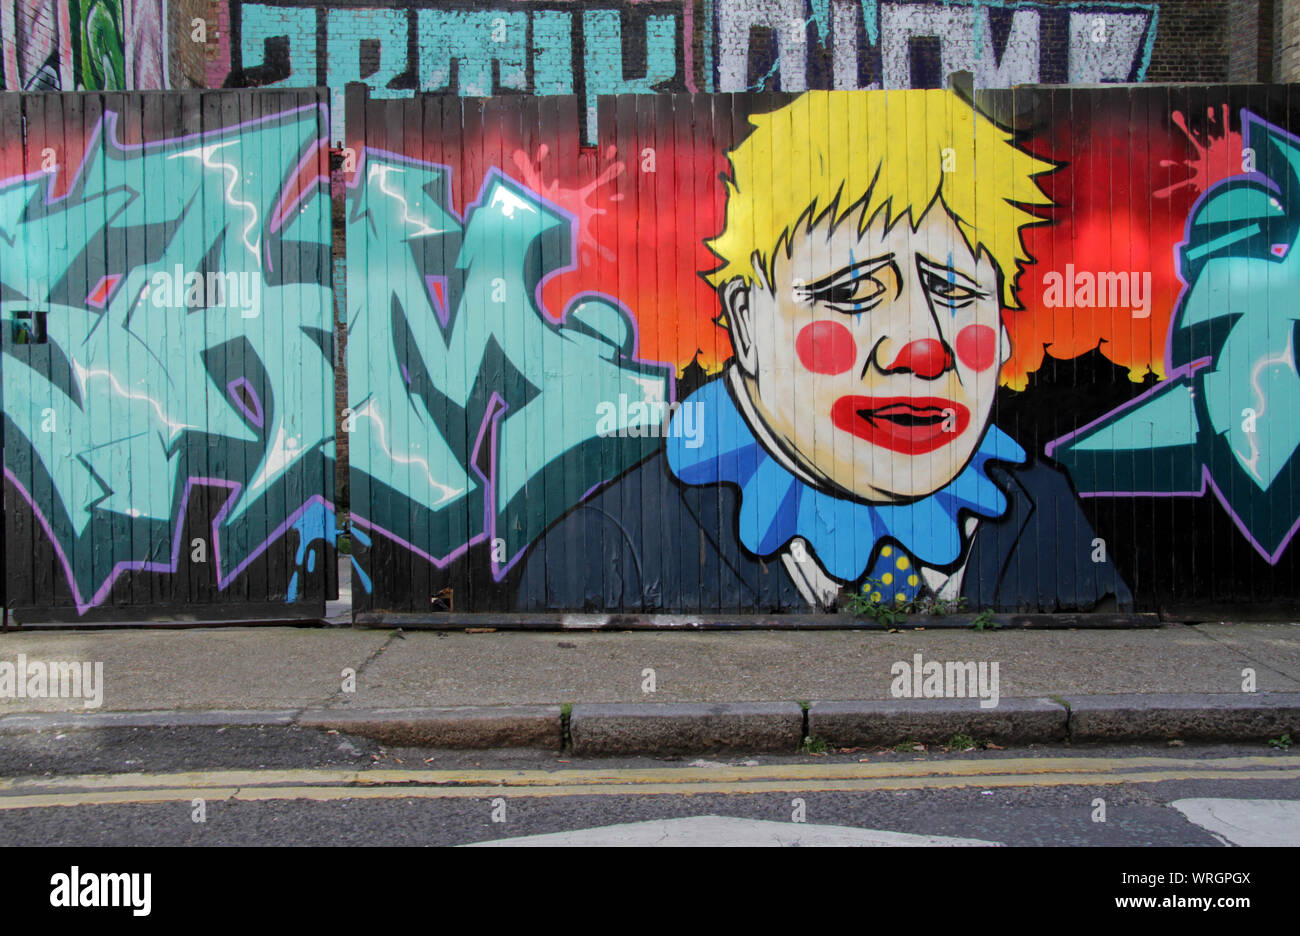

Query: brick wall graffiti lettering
212;1;1158;142
714;0;1155;91
0;101;335;614
0;1;168;90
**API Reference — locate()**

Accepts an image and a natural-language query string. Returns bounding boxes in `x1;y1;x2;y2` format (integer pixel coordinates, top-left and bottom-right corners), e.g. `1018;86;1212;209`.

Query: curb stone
808;698;1069;747
298;706;562;750
569;702;803;755
0;709;299;733
1;694;1296;752
1063;692;1300;741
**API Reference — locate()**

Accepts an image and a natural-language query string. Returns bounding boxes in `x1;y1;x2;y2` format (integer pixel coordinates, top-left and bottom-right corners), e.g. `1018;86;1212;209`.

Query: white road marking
1170;798;1300;847
463;815;1001;847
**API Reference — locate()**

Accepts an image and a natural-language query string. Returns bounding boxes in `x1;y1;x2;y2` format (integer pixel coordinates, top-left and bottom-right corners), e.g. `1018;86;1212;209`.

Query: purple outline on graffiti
4;466;334;614
84;273;122;309
226;376;266;428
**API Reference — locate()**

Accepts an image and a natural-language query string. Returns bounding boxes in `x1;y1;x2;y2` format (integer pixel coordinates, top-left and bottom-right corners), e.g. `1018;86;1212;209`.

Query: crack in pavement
1183;624;1300;687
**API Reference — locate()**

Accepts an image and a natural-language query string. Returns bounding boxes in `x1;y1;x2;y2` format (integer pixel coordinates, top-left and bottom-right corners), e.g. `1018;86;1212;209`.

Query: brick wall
2;0;71;91
1226;0;1273;81
1139;0;1232;82
168;0;212;88
1278;0;1300;79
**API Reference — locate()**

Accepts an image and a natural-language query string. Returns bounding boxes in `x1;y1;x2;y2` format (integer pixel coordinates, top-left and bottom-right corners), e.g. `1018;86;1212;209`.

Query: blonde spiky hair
703;89;1056;309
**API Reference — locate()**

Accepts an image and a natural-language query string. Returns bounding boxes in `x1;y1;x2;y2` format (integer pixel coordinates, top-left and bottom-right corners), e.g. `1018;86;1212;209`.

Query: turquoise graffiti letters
1051;111;1300;564
0;103;335;611
345;151;670;579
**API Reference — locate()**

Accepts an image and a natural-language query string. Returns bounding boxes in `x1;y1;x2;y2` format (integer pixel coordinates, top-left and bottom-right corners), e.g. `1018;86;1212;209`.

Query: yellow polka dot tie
860;545;926;603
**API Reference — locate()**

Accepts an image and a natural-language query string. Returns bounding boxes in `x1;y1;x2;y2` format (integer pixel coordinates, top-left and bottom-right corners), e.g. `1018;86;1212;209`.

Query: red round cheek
795;321;858;375
954;324;998;372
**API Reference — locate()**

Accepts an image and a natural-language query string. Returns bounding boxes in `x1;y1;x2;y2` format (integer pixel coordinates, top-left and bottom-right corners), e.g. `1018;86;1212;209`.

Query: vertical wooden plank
487;90;512;613
0;90;26;613
546;92;590;612
35;90;64;615
49;91;75;614
1230;81;1251;607
723;88;750;612
125;90;156;613
1283;80;1298;602
1121;82;1148;611
286;85;312;614
399;90;429;614
818;87;846;615
1118;84;1141;614
642;91;667;613
1142;82;1165;613
437;91;467;613
344;82;369;616
63;90;100;616
606;90;635;610
318;85;338;612
1180;81;1216;606
1153;81;1174;613
295;85;326;615
148;89;176;613
1251;80;1289;604
503;90;535;614
279;88;301;611
8;93;41;612
236;87;261;611
665;91;698;613
1167;79;1192;608
510;89;538;610
682;90;704;614
385;93;413;612
413;91;445;611
536;91;570;611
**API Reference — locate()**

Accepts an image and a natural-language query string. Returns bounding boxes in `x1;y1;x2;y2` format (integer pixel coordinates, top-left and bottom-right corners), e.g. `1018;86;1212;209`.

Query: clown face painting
720;194;1009;504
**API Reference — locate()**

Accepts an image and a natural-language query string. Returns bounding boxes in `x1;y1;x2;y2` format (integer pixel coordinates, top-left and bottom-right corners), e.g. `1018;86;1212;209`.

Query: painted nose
885;339;953;379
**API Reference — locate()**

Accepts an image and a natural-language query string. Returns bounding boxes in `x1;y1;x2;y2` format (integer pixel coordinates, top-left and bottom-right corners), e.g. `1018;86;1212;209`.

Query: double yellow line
1;755;1297;809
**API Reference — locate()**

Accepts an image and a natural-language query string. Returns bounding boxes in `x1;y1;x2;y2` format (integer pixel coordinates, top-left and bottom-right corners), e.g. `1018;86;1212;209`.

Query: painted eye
809;263;900;314
824;275;887;310
924;270;983;309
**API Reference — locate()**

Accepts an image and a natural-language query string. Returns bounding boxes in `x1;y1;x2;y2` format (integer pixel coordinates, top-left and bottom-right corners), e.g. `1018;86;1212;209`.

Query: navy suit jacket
516;448;1133;613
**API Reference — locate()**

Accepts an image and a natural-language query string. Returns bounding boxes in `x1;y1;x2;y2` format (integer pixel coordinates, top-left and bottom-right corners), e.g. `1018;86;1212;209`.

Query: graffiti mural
0;1;168;91
1051;110;1300;567
72;0;124;89
1;0;71;90
211;0;1178;142
345;85;1300;617
343;97;673;608
521;89;1133;612
0;91;336;621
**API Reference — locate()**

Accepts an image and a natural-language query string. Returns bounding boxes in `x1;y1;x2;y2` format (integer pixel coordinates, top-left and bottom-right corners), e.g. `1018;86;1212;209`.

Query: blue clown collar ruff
665;377;1026;582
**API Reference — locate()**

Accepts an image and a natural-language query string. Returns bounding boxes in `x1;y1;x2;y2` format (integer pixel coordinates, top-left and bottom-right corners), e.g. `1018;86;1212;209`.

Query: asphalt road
1;726;1297;847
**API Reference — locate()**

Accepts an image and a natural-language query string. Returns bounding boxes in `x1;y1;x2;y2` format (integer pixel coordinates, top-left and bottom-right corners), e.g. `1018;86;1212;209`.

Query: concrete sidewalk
1;622;1298;753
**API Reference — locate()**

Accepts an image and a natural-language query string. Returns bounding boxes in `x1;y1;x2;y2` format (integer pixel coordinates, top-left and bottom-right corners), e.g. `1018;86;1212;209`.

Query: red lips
831;396;971;454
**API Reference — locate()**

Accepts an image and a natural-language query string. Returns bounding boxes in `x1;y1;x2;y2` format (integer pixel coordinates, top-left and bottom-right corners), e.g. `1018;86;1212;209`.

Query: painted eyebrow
802;253;897;293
